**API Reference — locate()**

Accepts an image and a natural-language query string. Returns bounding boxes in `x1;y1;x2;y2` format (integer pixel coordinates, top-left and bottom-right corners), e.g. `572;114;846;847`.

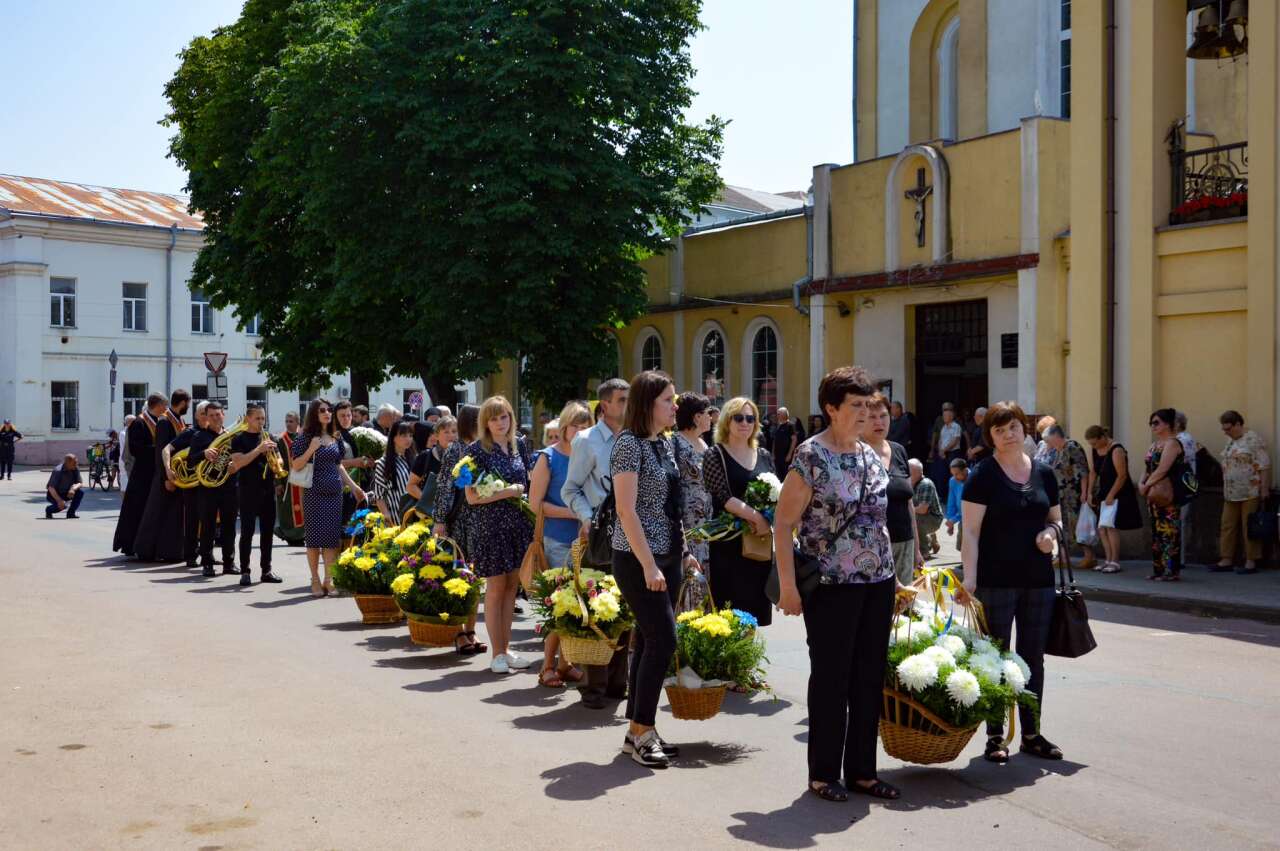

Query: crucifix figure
904;167;933;248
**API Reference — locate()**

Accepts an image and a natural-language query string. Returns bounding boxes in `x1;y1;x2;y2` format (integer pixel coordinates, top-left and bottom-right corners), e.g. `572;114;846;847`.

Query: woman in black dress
1083;424;1142;573
701;396;775;627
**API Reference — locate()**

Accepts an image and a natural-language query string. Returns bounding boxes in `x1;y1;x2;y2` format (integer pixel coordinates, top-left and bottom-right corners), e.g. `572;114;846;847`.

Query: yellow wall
1193;54;1248;146
682;216;807;299
640;253;670;306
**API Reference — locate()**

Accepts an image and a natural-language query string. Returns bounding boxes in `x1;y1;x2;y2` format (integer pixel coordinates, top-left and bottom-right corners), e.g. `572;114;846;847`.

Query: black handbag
1045;526;1097;658
1247;508;1278;542
765;458;866;606
586;481;616;568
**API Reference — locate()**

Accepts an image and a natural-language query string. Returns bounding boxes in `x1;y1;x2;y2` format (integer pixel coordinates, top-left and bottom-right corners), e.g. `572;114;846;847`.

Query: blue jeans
47;489;84;517
544;536;573;570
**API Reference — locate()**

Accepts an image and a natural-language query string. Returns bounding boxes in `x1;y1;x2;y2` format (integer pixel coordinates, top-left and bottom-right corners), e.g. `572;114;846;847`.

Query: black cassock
132;412;188;562
112;414;156;554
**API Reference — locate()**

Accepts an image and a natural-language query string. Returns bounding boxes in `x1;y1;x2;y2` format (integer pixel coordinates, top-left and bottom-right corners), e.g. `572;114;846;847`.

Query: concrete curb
1082;586;1280;625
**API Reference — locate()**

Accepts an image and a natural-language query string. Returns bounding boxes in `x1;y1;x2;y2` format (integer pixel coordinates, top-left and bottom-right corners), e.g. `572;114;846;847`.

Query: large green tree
165;0;723;408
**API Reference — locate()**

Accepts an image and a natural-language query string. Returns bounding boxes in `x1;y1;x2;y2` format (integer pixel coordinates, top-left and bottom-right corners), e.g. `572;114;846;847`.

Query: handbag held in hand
1045;525;1097;658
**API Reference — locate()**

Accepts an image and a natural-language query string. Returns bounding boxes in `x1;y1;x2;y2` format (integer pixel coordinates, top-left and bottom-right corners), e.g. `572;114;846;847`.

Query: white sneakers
489;652;532;674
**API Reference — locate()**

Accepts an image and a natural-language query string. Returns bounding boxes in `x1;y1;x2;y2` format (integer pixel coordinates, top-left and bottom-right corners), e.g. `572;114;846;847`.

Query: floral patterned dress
674;432;712;611
1145;442;1183;577
789;438;893;585
1035;439;1090;546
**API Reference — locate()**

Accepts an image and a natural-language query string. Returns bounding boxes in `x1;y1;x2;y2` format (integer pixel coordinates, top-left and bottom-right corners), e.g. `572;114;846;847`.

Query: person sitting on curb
46;453;84;519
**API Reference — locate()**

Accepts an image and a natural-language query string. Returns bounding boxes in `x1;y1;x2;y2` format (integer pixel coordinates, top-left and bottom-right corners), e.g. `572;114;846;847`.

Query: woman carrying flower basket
957;400;1065;763
700;396;777;628
610;371;702;769
773;366;904;803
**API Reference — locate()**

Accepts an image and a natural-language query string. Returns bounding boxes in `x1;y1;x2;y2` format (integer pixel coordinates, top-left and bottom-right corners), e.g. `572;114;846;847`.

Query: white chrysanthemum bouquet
887;612;1037;730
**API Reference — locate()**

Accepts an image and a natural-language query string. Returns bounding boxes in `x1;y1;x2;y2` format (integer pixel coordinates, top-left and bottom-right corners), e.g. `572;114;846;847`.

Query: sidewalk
925;526;1280;625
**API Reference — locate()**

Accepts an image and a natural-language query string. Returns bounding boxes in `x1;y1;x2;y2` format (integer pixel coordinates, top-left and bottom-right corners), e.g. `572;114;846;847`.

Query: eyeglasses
731;414;757;424
1148;420;1160;427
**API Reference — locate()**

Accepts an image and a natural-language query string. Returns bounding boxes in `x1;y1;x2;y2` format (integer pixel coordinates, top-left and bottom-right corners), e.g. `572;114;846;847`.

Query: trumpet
195;419;250;488
261;430;288;480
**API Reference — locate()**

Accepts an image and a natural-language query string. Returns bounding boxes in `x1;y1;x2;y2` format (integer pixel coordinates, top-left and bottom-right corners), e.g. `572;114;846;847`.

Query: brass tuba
195;419;250;488
169;446;201;489
261;430;288;480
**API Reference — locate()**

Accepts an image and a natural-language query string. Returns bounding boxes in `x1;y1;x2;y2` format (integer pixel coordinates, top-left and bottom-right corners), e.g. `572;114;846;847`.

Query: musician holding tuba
163;401;210;567
189;401;243;578
228;404;285;585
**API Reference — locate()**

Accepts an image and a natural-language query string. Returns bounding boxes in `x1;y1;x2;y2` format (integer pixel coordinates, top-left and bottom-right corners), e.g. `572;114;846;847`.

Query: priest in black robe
112;393;167;555
132;390;192;561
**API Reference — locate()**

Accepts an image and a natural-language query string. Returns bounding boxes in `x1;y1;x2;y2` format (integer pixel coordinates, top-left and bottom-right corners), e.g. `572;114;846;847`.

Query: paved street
2;467;1279;850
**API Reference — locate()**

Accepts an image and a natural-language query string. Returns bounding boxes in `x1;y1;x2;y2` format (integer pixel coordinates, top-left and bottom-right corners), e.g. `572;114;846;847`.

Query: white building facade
0;175;466;465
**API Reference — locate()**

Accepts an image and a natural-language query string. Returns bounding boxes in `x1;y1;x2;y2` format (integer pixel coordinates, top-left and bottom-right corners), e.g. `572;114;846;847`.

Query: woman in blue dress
291;398;366;597
464;396;534;674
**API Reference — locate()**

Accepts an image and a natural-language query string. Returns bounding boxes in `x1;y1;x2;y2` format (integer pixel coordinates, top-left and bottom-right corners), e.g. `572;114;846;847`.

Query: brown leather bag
1146;476;1174;509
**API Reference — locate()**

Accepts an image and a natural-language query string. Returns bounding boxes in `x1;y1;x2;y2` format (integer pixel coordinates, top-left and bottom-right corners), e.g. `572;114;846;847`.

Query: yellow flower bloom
691;613;732;638
443;577;471;598
393;529;420;549
378;553;390;564
354;556;376;572
420;563;446;581
438;612;450;622
676;610;701;624
338;549;355;567
389;574;415;595
551;587;583;619
589;591;621;622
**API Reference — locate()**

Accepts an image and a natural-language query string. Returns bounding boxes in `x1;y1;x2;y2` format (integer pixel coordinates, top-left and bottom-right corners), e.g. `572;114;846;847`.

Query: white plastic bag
1075;503;1098;545
1098;500;1118;529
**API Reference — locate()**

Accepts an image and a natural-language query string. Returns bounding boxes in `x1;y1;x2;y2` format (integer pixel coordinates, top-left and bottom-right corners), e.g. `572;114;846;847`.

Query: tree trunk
349;369;371;407
421;373;460;414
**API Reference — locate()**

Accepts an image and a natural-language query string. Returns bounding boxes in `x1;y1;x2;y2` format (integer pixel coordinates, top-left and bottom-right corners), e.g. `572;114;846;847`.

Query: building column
1016;267;1039;413
0;227;50;461
671;311;686;391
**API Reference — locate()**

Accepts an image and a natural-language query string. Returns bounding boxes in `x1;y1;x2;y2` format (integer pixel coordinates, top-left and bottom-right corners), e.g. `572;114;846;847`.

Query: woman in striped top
373;420;415;522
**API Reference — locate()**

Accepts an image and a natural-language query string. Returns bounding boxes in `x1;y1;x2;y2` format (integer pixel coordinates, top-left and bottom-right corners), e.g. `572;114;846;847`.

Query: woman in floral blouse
1035;424;1095;568
774;366;904;804
1216;410;1271;574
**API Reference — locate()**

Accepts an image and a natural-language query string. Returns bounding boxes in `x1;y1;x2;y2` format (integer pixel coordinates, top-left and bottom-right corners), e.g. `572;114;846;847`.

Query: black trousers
976;586;1054;736
0;454;13;478
581;552;629;700
182;488;200;564
199;484;238;568
802;578;895;784
238;484;276;572
612;548;682;727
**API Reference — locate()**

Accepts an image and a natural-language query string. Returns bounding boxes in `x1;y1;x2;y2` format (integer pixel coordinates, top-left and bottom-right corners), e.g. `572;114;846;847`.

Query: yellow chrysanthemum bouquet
390;535;483;627
669;606;768;690
529;565;634;644
331;510;425;596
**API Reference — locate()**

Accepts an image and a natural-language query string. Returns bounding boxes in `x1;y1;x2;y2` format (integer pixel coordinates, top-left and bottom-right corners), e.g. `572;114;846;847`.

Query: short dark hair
204;400;223;411
146;392;168;409
597;378;630;403
817;366;876;417
949;457;968;470
869;392;891;413
1150;408;1177;429
982;401;1028;448
675;392;711;430
1219;410;1244;427
1084;424;1109;440
1045;424;1065;439
170;389;191;407
353;404;369;416
623;371;673;438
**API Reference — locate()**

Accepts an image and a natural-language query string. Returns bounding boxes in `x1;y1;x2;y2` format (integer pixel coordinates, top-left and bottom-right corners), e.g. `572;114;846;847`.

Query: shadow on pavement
727;791;872;847
188;583;253;594
316;619;401;632
511;700;621;732
718;693;793;717
668;741;759;769
150;574;214;585
481;684;563;710
374;653;470;671
248;592;324;609
541;755;649;800
361;634;416;653
403;669;495;694
884;756;1088;811
1088;600;1280;648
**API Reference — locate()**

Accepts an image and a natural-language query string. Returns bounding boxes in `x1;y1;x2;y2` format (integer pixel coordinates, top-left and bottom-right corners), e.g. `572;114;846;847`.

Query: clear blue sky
1;0;852;197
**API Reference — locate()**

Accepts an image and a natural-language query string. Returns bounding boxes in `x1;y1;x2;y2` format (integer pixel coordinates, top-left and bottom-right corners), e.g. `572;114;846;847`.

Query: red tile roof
0;174;204;231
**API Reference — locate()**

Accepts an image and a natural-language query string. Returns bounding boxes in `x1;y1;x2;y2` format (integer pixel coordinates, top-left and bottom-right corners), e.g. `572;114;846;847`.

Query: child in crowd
945;458;968;552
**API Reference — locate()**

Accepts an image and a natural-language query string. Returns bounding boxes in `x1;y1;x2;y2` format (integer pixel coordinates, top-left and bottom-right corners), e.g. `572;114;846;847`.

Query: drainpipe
851;0;859;163
165;223;176;393
792;199;815;316
1104;0;1116;427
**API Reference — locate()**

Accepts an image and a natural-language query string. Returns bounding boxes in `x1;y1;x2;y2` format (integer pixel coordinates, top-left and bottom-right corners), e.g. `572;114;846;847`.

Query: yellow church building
489;0;1275;499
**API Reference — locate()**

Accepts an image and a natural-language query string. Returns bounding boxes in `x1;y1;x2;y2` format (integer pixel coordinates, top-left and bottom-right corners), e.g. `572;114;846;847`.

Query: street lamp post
108;349;118;435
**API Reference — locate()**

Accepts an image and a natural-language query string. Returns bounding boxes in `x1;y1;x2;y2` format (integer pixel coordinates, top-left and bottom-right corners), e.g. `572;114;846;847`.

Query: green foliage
164;0;724;405
330;510;417;594
391;545;482;621
529;566;633;641
671;608;768;687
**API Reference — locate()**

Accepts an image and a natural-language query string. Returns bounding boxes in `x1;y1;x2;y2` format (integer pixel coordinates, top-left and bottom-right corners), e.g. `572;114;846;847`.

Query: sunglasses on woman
732;414;757;424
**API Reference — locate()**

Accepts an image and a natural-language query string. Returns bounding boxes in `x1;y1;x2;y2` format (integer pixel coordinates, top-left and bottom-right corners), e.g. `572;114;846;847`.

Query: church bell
1186;1;1247;60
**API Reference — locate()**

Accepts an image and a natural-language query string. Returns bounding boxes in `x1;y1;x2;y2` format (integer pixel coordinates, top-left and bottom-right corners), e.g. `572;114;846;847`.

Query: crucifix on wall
904;167;933;247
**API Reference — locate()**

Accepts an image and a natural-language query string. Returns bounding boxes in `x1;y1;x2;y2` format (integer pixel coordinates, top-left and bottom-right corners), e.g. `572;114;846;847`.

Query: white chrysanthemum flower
896;654;938;691
945;669;981;707
934;634;967;659
971;638;997;657
1005;652;1031;683
1001;659;1027;694
757;472;783;502
966;653;1003;683
920;645;956;670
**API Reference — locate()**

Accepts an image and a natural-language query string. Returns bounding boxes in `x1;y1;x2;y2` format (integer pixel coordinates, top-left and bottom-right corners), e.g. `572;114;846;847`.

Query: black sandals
807;781;849;803
1021;734;1063;760
984;735;1010;763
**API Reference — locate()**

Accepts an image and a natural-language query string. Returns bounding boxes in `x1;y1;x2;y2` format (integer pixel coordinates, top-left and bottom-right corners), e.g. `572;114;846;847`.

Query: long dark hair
457;404;480;444
623;371;673;438
383;419;415;476
302;397;336;438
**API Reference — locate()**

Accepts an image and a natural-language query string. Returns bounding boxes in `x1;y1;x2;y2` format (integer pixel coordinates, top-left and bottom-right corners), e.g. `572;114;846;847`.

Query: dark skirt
466;500;532;578
303;488;343;549
708;538;774;626
132;473;186;561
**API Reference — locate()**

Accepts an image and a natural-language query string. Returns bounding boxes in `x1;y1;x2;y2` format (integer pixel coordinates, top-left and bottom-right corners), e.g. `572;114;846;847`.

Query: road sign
207;372;229;402
407;391;424;411
204;352;229;374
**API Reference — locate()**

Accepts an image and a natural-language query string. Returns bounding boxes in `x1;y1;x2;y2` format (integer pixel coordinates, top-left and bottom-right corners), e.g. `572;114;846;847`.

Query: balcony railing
1168;128;1248;225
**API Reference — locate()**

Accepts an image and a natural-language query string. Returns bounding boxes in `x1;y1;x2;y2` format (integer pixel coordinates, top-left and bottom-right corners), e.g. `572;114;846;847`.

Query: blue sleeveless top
539;445;578;545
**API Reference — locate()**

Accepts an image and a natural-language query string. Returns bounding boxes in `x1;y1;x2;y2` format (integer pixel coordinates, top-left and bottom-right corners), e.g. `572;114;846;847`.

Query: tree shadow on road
727;791;872;847
540;755;650;800
374;652;470;671
403;669;495;694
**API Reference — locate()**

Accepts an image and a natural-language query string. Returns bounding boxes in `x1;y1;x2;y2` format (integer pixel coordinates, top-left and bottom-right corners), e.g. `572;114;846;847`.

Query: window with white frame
699;328;727;404
192;383;209;406
247;385;268;428
51;381;79;430
122;282;148;331
242;314;262;335
123;383;148;417
1060;1;1072;119
641;334;663;372
750;325;779;416
50;277;76;328
191;287;213;334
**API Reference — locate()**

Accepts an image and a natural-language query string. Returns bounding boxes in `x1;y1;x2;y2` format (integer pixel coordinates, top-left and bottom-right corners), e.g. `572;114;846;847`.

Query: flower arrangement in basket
390;535;483;646
332;510;420;622
665;584;768;721
531;541;633;666
882;569;1038;765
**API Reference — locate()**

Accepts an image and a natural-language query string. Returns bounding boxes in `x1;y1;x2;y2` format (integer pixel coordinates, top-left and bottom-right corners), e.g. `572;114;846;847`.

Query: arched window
699;329;726;404
936;16;960;140
750;325;779;415
640;333;663;372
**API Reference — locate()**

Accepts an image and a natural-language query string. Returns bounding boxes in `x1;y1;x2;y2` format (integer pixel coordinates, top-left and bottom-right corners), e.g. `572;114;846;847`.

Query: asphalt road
2;468;1278;850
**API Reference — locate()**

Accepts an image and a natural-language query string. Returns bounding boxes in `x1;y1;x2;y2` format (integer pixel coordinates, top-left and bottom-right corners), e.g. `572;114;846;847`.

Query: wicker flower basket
666;684;728;721
353;594;405;624
880;687;979;765
406;613;465;647
559;633;619;666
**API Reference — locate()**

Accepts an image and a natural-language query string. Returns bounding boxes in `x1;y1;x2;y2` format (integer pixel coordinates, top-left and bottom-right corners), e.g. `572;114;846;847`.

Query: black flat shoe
807;781;848;803
202;566;216;577
260;571;283;583
222;564;242;575
851;779;901;800
239;573;252;587
580;693;607;710
1021;734;1063;760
